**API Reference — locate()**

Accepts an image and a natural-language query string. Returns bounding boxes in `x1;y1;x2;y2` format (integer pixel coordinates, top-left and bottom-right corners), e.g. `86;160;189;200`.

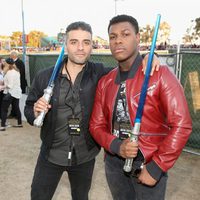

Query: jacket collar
115;53;143;84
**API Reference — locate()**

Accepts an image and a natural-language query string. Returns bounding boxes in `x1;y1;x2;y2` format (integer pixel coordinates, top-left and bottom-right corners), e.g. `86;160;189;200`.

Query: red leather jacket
90;62;192;172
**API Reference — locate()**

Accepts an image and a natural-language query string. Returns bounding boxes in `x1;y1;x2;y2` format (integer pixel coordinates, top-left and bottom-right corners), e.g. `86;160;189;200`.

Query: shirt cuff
146;160;163;181
110;138;123;155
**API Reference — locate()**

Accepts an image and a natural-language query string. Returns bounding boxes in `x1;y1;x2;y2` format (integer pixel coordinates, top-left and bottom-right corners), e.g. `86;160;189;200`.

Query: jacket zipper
140;132;168;136
110;85;120;134
125;81;147;163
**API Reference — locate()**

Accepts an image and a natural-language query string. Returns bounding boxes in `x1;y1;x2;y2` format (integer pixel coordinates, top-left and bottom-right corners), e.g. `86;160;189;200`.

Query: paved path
0;120;199;200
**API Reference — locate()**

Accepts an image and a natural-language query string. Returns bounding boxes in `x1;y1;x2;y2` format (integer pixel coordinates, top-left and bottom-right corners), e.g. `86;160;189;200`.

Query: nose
77;42;83;50
115;35;122;44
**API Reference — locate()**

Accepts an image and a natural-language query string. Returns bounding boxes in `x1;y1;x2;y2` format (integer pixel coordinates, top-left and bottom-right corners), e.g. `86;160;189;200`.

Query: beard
73;60;87;65
68;54;90;66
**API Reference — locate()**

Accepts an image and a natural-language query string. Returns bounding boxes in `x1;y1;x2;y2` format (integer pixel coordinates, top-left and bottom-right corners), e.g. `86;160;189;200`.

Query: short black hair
108;14;139;34
66;21;92;35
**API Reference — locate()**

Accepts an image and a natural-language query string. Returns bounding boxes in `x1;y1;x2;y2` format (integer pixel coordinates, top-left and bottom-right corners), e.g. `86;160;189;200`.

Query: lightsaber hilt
33;85;54;127
123;121;140;172
33;45;65;128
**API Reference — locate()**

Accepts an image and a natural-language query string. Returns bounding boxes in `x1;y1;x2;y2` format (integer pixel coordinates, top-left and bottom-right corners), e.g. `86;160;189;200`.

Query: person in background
89;14;192;200
0;57;5;119
0;58;22;131
24;21;160;200
9;50;27;119
10;50;27;94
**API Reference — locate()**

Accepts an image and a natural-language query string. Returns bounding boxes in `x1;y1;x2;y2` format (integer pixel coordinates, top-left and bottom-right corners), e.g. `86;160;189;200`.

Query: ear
136;33;140;44
65;44;68;54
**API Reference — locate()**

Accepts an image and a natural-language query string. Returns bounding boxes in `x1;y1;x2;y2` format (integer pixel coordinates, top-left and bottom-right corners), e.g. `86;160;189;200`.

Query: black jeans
31;153;95;200
1;94;22;127
0;91;4;119
105;153;167;200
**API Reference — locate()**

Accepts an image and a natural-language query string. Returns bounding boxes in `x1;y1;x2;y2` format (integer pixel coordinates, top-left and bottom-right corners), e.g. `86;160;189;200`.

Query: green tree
183;18;200;44
194;17;200;38
183;26;195;44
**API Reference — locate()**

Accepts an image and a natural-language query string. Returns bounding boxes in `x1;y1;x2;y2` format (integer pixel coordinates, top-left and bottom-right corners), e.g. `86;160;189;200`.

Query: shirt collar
115;53;143;84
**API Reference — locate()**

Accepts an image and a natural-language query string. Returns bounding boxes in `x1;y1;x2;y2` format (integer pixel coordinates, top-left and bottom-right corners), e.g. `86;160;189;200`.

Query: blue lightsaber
34;45;65;127
123;14;161;172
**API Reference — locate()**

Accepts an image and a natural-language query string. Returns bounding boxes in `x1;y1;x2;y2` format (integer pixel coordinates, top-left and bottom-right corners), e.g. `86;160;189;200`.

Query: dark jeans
0;91;4;119
105;153;167;200
1;94;22;127
31;153;95;200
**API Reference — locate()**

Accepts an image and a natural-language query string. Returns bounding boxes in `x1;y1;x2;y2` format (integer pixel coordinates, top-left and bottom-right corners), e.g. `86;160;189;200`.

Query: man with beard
24;21;160;200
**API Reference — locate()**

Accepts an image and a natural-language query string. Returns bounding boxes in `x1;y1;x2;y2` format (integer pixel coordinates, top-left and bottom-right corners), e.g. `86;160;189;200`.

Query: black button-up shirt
48;68;99;166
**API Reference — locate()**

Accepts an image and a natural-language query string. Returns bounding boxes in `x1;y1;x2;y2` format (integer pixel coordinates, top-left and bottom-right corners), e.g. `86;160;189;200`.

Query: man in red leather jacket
89;15;192;200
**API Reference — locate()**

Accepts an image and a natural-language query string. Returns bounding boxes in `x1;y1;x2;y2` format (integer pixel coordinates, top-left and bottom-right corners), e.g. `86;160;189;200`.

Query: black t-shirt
112;70;144;162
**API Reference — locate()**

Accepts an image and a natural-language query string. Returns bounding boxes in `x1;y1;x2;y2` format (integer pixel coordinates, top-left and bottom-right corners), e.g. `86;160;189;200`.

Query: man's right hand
33;97;51;118
119;138;138;158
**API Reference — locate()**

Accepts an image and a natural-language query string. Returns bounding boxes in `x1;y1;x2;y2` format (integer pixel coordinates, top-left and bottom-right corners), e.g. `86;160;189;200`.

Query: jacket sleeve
150;67;192;172
89;78;117;153
24;70;48;125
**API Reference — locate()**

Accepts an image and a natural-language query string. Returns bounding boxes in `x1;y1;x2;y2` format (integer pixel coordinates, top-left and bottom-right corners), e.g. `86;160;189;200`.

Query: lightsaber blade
33;45;65;127
123;14;161;172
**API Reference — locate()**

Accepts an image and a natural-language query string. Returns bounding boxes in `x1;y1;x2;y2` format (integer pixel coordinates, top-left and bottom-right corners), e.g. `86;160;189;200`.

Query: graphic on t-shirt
113;82;131;139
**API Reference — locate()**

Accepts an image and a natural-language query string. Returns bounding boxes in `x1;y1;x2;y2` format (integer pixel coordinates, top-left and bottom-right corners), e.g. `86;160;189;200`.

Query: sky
0;0;199;44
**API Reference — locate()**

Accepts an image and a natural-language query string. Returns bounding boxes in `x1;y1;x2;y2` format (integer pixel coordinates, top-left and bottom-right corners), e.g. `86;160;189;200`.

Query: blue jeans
31;153;95;200
105;153;167;200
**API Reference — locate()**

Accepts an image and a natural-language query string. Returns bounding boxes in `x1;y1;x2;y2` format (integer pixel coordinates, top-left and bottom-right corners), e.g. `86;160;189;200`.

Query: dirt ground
0;119;200;200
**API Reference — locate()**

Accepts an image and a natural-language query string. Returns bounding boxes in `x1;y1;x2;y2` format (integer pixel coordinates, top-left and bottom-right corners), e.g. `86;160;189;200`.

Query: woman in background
0;57;5;119
0;58;22;131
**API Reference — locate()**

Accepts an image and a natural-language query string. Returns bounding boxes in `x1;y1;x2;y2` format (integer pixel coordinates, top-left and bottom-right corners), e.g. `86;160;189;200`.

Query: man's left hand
142;54;160;76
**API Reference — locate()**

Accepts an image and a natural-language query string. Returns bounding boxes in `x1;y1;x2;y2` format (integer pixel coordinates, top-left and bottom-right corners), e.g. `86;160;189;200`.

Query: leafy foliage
183;18;200;44
140;22;170;45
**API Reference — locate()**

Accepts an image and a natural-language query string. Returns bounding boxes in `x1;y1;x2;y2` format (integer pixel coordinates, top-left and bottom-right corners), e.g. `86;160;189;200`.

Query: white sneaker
5;122;12;128
13;124;23;128
0;127;5;131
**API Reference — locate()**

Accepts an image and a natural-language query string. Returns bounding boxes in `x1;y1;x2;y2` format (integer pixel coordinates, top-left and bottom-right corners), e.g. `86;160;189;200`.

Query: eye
84;41;91;45
122;32;130;37
109;35;116;40
70;40;77;45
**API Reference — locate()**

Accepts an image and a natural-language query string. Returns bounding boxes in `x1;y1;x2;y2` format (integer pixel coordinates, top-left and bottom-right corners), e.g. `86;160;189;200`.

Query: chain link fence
178;52;200;154
27;51;200;153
